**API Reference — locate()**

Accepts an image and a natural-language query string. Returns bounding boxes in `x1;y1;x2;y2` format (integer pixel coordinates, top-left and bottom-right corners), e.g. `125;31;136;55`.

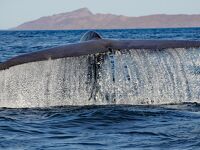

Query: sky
1;0;200;29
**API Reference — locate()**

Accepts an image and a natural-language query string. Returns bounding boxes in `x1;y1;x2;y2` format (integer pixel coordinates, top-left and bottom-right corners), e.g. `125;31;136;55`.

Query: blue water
0;28;200;149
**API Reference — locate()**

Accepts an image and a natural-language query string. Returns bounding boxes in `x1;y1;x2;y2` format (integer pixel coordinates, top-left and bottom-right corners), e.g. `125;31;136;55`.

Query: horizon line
1;27;200;31
2;8;200;30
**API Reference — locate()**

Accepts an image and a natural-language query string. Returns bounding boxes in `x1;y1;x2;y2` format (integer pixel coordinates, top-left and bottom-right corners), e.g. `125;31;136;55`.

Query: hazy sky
1;0;200;29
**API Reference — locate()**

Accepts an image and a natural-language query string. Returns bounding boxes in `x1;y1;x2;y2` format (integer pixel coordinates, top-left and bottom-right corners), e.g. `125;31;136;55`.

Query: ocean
0;28;200;149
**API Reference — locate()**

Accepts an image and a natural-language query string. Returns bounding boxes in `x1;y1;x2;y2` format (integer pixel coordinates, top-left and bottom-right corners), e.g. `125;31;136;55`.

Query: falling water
0;48;199;108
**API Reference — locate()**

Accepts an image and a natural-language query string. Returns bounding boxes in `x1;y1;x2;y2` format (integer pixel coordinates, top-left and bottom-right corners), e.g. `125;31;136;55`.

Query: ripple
0;104;200;149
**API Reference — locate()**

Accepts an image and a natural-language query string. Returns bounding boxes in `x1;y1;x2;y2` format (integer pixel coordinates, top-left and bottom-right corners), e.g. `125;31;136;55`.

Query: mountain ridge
13;8;200;30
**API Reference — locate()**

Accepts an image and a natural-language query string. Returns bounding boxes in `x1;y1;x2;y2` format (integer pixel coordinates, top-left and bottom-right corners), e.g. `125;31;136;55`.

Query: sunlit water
0;28;200;149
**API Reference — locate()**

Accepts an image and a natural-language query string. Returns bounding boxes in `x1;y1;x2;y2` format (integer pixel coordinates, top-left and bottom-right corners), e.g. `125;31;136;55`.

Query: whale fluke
0;31;200;71
0;31;200;108
80;31;102;41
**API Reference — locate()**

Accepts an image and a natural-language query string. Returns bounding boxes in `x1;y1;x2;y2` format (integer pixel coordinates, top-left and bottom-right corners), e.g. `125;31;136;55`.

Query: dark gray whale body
0;31;200;70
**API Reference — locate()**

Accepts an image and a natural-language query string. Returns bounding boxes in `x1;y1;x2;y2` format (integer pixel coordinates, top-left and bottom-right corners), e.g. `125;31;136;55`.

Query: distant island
13;8;200;30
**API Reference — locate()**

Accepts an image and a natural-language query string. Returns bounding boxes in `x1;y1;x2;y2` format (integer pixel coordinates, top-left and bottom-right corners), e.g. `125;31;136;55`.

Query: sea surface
0;28;200;149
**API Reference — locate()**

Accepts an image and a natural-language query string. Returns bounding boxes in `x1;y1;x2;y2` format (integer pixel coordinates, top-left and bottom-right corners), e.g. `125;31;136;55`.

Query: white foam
0;48;199;108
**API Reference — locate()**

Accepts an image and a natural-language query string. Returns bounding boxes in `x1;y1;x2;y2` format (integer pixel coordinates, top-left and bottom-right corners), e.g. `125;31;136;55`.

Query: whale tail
0;31;200;108
80;31;102;42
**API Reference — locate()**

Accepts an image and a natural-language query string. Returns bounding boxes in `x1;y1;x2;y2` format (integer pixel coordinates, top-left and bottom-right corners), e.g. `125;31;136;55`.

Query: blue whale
0;31;200;70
